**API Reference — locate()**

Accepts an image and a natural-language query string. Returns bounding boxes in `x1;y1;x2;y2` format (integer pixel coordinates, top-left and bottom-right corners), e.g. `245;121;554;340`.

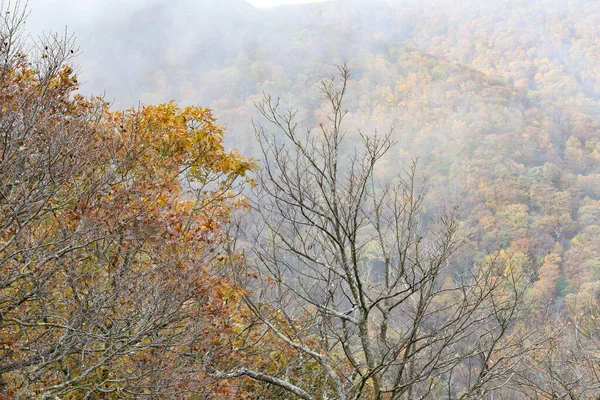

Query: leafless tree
218;64;540;399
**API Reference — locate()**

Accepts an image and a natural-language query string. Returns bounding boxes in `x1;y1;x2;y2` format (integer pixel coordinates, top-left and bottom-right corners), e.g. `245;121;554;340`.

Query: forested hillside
3;0;600;398
65;0;600;314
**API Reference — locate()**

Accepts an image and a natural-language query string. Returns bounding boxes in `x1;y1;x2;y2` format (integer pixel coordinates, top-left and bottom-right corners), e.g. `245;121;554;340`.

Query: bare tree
219;64;538;399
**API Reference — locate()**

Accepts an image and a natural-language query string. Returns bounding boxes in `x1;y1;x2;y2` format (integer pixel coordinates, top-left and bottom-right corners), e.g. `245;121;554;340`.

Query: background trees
51;1;600;324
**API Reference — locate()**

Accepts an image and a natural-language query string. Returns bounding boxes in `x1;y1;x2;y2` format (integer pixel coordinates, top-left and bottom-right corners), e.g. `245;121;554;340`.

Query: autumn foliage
0;8;261;398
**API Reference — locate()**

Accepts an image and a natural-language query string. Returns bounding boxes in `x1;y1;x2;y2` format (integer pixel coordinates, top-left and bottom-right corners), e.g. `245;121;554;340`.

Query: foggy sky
24;0;330;36
246;0;327;6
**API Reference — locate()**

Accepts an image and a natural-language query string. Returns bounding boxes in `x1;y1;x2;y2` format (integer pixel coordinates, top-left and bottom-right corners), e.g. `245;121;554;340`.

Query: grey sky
246;0;327;6
24;0;330;35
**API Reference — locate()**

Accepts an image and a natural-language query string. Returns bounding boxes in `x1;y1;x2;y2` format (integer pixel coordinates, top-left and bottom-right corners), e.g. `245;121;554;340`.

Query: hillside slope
68;0;600;310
